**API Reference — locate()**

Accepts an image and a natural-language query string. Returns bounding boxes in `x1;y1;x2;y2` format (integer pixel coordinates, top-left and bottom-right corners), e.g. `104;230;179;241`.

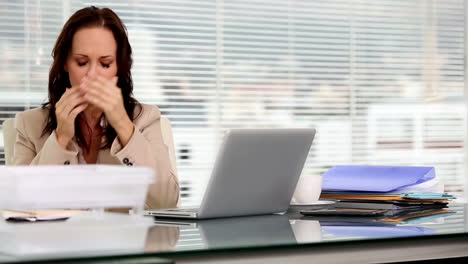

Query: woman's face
65;27;118;87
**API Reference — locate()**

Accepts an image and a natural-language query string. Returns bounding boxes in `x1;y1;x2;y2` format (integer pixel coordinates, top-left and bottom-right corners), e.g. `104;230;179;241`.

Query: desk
0;204;467;264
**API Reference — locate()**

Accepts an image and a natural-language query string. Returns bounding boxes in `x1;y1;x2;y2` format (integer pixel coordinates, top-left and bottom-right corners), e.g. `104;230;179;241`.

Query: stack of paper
320;165;455;210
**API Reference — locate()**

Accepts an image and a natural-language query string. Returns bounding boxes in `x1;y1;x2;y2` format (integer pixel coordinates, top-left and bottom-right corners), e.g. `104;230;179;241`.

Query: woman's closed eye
76;61;111;68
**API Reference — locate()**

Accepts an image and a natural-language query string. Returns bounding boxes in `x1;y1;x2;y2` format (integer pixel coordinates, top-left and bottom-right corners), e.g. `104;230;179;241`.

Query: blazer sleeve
109;106;180;210
13;112;79;165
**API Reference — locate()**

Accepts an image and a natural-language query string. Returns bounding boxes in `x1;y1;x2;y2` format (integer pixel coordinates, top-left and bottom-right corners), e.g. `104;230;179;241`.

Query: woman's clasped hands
79;74;129;128
55;74;133;148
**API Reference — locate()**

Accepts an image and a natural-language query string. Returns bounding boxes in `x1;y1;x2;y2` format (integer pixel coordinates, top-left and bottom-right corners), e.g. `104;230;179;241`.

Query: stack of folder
320;165;456;211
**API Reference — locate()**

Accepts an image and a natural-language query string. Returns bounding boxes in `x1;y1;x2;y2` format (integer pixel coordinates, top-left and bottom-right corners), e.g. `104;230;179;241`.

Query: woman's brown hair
42;6;140;150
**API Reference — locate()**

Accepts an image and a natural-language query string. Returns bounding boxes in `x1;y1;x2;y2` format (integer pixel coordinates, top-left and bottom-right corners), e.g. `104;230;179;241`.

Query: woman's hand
81;75;134;146
55;86;88;149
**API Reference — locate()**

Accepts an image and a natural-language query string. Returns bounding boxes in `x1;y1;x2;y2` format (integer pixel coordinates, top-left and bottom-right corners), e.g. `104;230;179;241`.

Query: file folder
320;193;451;203
400;192;455;200
332;201;447;210
322;165;435;192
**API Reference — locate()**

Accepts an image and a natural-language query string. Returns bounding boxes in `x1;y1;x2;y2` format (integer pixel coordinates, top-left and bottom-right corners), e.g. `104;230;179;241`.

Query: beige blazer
13;104;179;210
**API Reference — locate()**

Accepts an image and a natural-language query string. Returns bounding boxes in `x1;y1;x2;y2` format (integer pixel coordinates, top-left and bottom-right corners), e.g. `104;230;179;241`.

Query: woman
12;6;179;209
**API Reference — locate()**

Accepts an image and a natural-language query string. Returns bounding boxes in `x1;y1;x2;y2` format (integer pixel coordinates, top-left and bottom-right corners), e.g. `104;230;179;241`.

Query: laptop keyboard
167;208;199;212
181;208;199;212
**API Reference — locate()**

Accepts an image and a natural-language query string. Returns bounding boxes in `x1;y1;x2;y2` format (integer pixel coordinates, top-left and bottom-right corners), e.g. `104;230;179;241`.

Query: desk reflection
0;205;463;263
289;219;322;243
0;212;154;261
144;225;180;252
298;207;456;241
197;214;297;248
151;208;460;252
320;222;435;238
153;214;302;250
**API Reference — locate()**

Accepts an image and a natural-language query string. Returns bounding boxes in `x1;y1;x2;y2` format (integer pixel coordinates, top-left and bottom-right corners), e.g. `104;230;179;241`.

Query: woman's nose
87;63;98;77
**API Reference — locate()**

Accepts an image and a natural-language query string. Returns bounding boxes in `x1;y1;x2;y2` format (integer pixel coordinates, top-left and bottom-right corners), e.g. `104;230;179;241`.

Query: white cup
291;175;323;205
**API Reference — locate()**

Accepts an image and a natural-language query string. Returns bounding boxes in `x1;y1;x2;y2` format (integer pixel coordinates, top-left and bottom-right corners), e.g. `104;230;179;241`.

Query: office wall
0;0;465;205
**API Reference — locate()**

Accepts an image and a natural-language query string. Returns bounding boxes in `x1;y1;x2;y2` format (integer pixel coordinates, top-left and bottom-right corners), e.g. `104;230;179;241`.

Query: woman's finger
94;75;117;86
56;87;82;110
64;90;84;105
62;94;87;117
86;80;115;98
56;88;71;111
69;103;89;119
83;89;112;111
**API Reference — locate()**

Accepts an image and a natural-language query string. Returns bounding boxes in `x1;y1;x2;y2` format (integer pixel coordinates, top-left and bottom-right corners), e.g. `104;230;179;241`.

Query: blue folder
322;165;435;193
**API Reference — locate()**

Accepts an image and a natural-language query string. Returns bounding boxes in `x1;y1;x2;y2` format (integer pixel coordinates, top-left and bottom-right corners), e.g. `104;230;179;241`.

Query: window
0;0;465;204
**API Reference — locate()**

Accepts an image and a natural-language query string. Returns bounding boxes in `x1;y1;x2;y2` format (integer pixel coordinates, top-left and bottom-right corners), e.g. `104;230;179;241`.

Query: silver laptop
145;128;316;219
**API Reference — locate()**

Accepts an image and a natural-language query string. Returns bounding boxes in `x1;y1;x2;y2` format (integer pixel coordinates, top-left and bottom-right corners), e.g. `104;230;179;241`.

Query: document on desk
320;193;451;203
322;165;435;192
1;210;83;222
333;201;445;210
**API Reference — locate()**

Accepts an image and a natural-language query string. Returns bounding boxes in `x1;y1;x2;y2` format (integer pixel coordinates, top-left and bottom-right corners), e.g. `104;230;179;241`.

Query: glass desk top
0;203;467;263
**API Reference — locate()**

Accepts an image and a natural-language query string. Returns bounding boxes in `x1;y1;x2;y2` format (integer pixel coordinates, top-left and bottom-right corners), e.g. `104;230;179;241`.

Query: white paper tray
0;165;155;210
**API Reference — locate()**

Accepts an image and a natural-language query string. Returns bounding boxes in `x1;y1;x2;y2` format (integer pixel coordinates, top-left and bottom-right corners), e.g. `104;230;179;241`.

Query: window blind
0;0;64;163
0;0;465;204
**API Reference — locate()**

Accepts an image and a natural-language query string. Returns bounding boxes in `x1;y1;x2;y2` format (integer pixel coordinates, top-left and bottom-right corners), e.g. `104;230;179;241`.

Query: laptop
144;128;316;219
